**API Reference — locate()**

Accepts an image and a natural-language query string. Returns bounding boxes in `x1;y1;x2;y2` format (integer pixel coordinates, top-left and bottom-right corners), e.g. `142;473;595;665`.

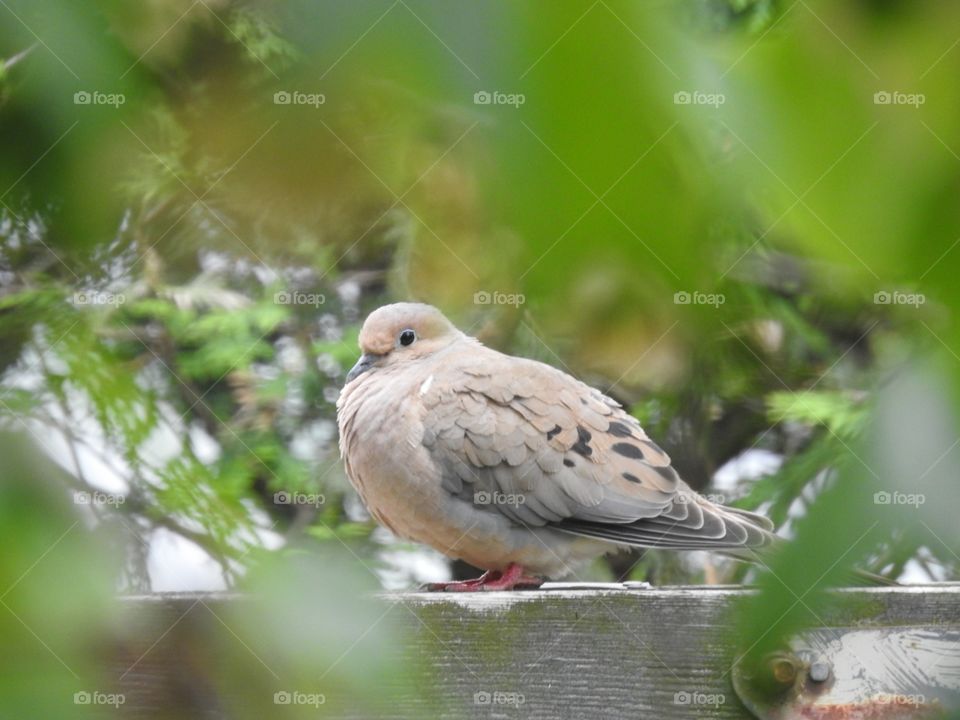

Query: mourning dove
337;302;777;591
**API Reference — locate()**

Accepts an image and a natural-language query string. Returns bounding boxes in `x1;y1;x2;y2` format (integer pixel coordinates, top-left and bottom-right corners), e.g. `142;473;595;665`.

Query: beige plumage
337;303;776;590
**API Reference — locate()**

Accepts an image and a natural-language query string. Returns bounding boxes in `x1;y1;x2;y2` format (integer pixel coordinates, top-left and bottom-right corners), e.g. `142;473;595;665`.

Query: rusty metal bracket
732;627;960;719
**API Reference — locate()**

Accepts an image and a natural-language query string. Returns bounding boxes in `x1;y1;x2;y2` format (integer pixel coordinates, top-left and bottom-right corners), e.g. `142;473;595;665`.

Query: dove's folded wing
420;351;775;551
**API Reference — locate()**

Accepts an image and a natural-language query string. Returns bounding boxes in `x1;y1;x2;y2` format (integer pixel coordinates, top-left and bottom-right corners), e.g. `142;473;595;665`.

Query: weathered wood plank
104;584;960;719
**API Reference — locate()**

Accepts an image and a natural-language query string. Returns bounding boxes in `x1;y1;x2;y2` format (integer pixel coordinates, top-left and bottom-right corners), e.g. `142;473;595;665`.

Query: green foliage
227;8;299;69
1;0;959;712
0;435;121;719
767;389;869;437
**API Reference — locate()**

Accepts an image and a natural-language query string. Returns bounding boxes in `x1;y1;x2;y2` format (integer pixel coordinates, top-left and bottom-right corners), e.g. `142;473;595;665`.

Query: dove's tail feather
722;505;776;531
554;495;779;552
554;498;898;586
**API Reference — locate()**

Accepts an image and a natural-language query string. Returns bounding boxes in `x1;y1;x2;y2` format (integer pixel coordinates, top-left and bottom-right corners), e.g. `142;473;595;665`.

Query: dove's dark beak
346;353;382;383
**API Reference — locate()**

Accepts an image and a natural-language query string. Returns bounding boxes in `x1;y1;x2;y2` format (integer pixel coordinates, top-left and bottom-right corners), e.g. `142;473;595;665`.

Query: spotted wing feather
421;350;776;550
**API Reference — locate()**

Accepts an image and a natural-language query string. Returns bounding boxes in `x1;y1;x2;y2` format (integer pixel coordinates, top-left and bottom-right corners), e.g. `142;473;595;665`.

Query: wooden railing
99;583;960;719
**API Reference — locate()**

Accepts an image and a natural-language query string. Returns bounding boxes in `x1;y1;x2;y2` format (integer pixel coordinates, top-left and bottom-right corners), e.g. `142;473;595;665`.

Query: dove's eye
398;329;416;347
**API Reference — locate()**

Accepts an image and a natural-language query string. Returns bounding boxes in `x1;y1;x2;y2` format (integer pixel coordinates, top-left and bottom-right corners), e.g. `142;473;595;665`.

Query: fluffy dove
337;302;777;591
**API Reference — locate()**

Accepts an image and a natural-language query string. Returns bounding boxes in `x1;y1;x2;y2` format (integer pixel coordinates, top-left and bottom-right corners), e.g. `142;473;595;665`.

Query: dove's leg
423;573;493;592
477;563;544;591
425;563;543;592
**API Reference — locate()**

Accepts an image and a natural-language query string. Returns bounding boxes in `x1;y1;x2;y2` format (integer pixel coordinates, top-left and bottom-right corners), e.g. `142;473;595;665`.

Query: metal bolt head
809;660;831;683
770;657;797;685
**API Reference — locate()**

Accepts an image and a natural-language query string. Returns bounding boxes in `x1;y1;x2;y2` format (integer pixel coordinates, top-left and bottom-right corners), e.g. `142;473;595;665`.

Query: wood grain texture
103;584;960;720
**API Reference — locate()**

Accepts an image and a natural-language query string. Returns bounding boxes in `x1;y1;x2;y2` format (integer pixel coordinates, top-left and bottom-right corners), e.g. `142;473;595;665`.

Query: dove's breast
337;365;468;546
336;363;602;575
338;369;424;524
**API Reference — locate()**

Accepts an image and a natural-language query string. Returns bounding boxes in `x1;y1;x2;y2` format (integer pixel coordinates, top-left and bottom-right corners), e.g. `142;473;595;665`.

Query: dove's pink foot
425;563;544;592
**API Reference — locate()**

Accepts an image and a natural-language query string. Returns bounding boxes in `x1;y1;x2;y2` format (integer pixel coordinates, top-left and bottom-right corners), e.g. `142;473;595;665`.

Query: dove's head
346;303;462;383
